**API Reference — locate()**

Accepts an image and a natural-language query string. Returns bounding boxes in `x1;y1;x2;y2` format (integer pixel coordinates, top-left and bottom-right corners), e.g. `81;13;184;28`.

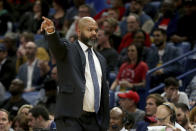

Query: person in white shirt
161;77;190;108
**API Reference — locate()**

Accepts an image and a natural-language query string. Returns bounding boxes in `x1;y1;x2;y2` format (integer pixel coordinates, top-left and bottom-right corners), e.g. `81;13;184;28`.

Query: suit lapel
74;41;86;75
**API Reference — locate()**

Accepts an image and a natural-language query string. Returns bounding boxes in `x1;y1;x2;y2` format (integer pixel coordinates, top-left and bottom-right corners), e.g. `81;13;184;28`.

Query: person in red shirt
111;43;148;91
118;14;151;53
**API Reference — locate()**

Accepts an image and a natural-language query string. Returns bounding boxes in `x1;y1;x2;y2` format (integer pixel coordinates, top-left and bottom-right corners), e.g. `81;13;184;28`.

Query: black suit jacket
47;33;109;129
0;57;16;90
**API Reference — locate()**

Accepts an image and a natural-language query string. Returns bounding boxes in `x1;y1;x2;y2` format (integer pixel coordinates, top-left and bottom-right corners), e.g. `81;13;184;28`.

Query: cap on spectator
0;44;6;51
118;90;140;104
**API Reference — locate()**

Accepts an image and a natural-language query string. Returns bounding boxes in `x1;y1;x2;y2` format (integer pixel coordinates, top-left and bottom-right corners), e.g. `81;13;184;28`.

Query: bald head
110;107;123;117
78;17;97;31
77;17;98;47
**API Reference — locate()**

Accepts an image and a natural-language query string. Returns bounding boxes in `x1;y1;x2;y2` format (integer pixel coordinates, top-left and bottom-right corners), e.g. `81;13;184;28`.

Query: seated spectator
66;4;91;40
109;107;128;131
155;102;186;131
119;29;150;66
161;77;190;108
170;0;196;49
16;32;50;72
120;0;154;35
96;29;119;79
65;0;96;28
17;104;33;116
0;109;13;131
49;0;67;36
118;90;145;129
3;32;17;63
110;43;148;92
137;93;165;131
0;43;16;90
146;28;182;88
152;0;179;39
94;0;125;22
0;0;13;35
0;79;29;119
190;106;196;124
17;41;43;92
28;105;56;130
175;103;194;130
102;17;122;50
118;13;151;53
186;75;196;108
18;0;50;34
12;114;30;131
36;79;57;114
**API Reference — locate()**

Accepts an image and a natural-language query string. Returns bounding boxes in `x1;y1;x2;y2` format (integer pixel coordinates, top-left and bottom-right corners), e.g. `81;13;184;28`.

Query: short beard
87;39;97;47
156;41;164;47
80;33;97;47
180;116;188;127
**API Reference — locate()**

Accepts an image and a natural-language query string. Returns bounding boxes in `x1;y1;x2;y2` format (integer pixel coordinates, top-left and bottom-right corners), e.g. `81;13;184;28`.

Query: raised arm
41;16;67;60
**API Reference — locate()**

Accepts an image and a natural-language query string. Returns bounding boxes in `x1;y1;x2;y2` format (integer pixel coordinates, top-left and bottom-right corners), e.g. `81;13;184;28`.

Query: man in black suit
0;43;16;90
41;16;109;131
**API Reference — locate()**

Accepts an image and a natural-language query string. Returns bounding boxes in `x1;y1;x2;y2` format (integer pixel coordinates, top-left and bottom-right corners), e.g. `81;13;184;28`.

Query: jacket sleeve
46;32;68;61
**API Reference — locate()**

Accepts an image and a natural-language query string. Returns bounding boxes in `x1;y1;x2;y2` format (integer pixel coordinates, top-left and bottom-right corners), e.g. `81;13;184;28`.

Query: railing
145;49;196;96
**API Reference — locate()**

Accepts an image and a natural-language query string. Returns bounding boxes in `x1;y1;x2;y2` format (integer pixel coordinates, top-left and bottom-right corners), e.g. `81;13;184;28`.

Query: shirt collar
0;58;7;65
78;40;92;52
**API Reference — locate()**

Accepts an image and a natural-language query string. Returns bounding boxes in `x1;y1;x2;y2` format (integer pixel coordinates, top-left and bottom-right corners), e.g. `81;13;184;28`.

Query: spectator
161;77;190;107
96;29;119;77
171;0;196;49
102;17;121;50
146;28;182;88
0;0;13;35
137;93;165;131
0;79;29;119
94;0;125;21
3;32;17;63
186;75;196;108
190;106;196;124
111;43;148;92
0;43;16;90
65;0;96;26
28;105;56;131
17;104;33;116
118;90;145;129
118;29;150;66
16;32;50;72
152;0;179;39
18;0;50;34
36;79;57;114
17;41;42;92
66;4;91;40
156;102;186;131
120;0;154;34
12;114;30;131
118;13;151;53
6;0;34;22
49;0;68;36
109;107;128;131
175;103;194;130
0;109;13;131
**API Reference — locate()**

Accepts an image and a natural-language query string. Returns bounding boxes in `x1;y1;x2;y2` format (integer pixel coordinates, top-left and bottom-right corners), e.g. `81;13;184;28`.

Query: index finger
42;16;48;20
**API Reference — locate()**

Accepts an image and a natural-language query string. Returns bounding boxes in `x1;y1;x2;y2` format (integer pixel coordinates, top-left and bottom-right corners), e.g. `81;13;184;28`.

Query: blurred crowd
0;0;196;130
